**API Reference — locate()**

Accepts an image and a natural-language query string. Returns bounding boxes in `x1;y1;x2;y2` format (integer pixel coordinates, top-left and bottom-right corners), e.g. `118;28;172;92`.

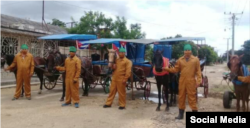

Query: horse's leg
164;75;170;111
235;87;240;112
60;73;65;101
169;78;173;107
156;76;161;111
83;78;89;96
37;71;43;94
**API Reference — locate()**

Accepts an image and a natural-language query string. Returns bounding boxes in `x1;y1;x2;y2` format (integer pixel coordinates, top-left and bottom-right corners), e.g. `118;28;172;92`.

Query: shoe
61;103;71;106
103;105;111;108
175;109;184;120
75;103;79;108
118;107;125;110
12;97;17;101
27;97;31;100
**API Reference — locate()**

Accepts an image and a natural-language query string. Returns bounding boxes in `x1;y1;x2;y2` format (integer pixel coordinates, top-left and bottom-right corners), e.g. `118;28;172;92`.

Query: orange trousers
65;79;80;104
15;75;31;98
178;82;197;110
105;80;126;107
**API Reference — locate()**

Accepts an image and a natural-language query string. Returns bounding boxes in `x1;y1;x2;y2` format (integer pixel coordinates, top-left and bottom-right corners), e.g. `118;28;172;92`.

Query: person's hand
30;73;33;77
55;66;60;71
230;73;238;80
112;64;116;70
162;67;168;71
122;79;126;84
196;82;201;88
4;67;8;72
73;79;78;83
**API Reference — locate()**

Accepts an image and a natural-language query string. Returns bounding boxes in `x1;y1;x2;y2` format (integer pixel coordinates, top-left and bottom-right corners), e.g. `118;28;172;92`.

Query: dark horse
46;51;67;101
1;54;46;97
228;54;250;112
152;49;170;111
46;51;95;100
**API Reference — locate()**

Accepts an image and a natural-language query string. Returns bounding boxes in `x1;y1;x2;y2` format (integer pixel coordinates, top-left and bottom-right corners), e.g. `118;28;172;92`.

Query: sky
1;0;250;56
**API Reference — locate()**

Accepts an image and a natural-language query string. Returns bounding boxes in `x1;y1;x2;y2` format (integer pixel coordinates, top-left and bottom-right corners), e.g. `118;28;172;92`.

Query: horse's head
228;54;244;80
1;55;6;69
46;51;64;72
153;49;164;72
107;49;117;68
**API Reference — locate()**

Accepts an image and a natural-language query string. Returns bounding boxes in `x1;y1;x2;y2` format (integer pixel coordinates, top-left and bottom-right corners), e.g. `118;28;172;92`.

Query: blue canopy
38;34;97;40
153;37;206;45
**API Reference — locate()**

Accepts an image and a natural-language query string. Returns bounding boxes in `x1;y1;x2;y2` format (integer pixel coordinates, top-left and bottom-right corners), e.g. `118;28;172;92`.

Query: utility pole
66;22;76;28
224;38;231;62
224;12;243;55
42;0;49;31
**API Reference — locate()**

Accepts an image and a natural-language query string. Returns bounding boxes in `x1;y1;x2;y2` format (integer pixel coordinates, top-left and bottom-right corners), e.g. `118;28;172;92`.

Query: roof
80;38;124;44
154;37;206;44
80;38;157;45
38;34;97;40
1;14;67;36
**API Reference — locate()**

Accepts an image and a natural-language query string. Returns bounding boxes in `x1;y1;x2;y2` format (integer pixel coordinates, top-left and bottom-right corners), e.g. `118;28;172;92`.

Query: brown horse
228;54;250;112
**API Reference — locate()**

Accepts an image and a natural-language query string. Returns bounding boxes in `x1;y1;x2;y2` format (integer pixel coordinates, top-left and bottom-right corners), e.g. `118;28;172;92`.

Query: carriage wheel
144;81;151;99
126;81;131;90
43;78;57;90
81;78;85;91
135;79;146;90
204;76;209;98
223;91;233;108
102;76;111;94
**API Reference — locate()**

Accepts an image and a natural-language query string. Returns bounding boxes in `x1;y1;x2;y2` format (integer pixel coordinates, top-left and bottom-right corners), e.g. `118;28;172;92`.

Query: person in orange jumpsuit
55;46;81;108
4;44;34;100
163;44;202;119
103;47;132;110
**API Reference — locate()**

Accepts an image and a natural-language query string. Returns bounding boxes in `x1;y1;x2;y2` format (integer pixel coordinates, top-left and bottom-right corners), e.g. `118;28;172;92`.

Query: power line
236;0;248;26
0;0;30;6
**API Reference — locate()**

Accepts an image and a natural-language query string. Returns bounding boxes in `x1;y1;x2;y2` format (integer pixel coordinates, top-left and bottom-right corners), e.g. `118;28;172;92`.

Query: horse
152;49;170;111
79;56;96;96
1;54;46;97
168;59;179;106
228;54;250;112
45;51;67;101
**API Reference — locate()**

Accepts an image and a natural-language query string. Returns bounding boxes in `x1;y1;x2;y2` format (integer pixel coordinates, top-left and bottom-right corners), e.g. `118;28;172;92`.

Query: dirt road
1;63;239;128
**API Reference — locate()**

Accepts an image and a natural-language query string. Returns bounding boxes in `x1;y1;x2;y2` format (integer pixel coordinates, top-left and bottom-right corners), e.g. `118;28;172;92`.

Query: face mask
22;50;27;55
69;52;75;57
184;50;192;58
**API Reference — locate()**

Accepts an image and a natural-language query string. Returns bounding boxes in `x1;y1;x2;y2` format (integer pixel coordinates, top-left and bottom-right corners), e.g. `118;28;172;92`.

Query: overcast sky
1;0;250;55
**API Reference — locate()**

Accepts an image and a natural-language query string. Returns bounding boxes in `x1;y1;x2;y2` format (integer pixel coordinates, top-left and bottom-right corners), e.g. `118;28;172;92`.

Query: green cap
119;47;126;52
69;46;77;52
21;44;28;49
184;44;192;51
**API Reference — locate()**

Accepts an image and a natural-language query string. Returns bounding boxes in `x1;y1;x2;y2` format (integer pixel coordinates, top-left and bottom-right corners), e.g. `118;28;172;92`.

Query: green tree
48;18;66;28
198;45;218;65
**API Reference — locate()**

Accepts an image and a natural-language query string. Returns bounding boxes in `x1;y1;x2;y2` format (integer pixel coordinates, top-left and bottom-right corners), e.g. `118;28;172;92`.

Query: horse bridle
108;51;117;64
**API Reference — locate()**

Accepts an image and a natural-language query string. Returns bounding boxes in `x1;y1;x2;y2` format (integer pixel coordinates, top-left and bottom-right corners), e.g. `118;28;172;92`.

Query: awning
38;34;97;40
154;37;206;44
79;38;124;44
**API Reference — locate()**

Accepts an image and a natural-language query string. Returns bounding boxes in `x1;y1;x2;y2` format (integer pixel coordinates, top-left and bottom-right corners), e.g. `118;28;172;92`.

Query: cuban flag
112;43;119;56
76;40;89;49
119;41;127;55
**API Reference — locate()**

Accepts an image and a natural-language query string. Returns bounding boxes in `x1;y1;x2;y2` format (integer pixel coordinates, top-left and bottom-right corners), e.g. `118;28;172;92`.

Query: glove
230;73;238;80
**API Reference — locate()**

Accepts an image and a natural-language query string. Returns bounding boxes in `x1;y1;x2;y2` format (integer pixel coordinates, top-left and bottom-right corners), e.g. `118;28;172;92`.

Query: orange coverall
56;56;81;104
164;55;202;110
238;76;250;83
7;52;34;99
105;57;132;107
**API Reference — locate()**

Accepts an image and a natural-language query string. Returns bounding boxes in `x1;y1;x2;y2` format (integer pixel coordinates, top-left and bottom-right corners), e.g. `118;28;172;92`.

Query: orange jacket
112;57;132;82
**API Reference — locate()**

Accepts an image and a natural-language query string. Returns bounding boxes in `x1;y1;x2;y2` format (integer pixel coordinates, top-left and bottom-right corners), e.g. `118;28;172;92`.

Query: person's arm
30;55;35;76
238;76;250;83
195;58;202;86
163;59;181;73
6;56;17;70
74;59;81;82
123;60;132;82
